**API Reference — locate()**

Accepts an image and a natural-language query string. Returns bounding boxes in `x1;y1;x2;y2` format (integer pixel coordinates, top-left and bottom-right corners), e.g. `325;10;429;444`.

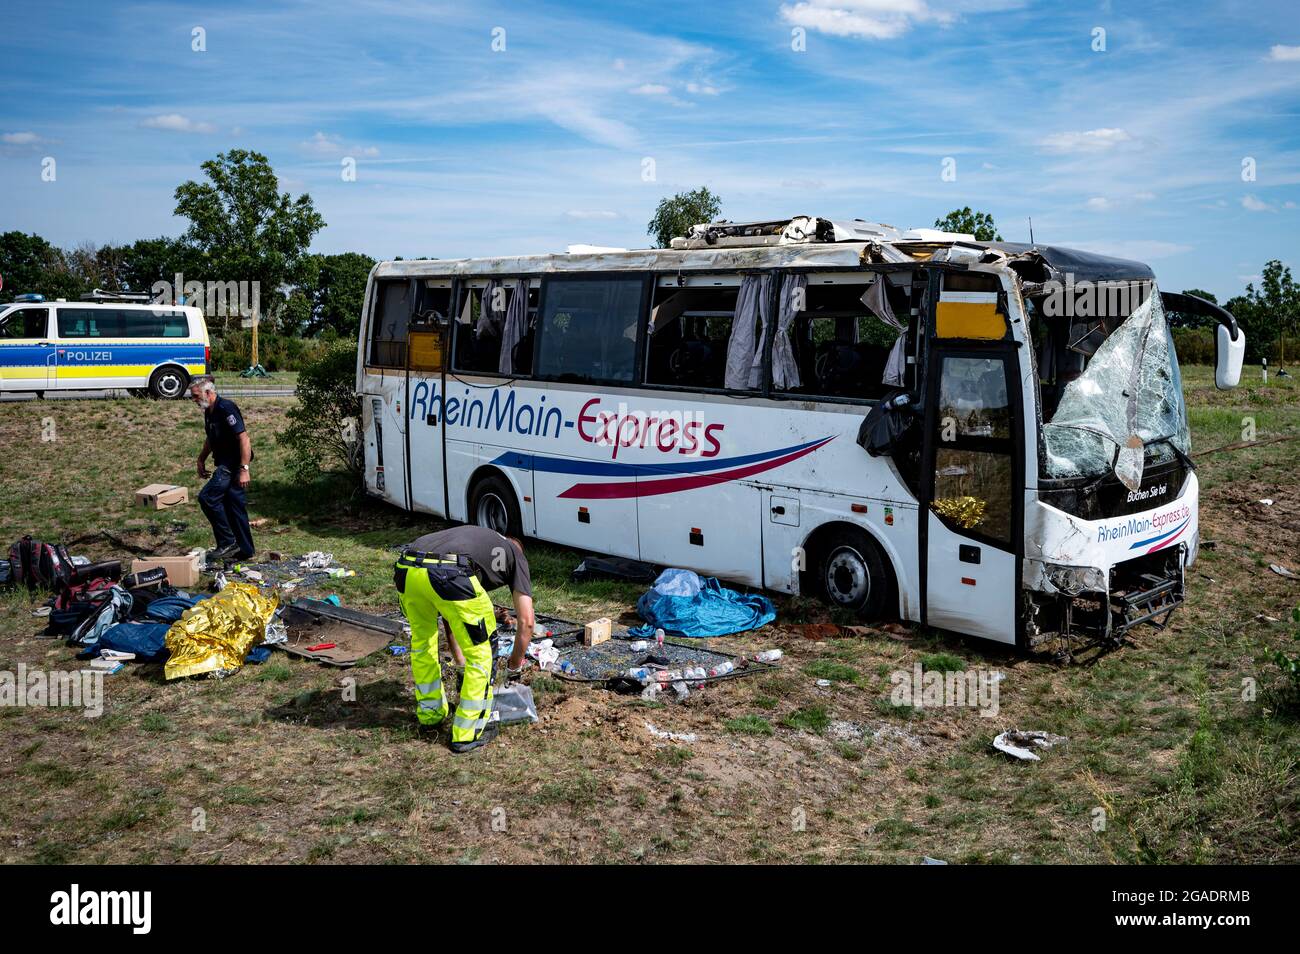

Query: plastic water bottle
630;640;649;651
557;660;577;676
709;661;735;678
755;649;783;663
655;628;665;651
627;667;653;681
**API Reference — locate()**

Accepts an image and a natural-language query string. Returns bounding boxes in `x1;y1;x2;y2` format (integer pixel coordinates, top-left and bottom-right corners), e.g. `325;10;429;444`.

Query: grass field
0;364;1296;864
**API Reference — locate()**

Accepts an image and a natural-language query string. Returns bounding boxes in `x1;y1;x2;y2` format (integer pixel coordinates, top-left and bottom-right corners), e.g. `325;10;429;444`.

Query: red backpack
7;536;73;591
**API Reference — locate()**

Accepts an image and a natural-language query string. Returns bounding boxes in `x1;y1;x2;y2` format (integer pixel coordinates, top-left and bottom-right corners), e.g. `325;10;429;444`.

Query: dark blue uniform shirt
204;397;247;469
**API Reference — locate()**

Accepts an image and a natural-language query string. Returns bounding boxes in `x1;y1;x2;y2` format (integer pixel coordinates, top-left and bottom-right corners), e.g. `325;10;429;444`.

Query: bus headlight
1044;563;1107;596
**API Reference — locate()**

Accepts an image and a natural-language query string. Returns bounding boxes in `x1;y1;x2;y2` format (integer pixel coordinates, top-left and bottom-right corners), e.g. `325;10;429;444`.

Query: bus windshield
1041;288;1189;481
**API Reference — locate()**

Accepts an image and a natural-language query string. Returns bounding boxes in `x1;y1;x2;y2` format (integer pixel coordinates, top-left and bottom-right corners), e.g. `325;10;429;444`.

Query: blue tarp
628;568;776;639
76;622;171;663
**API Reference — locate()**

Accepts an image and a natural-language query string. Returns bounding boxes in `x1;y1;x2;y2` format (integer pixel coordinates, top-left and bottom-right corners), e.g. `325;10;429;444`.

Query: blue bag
629;568;776;639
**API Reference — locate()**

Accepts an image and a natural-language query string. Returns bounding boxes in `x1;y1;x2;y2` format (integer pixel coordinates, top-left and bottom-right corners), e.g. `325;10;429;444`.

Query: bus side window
534;277;643;384
452;281;537;375
645;283;741;390
368;279;415;368
787;279;909;401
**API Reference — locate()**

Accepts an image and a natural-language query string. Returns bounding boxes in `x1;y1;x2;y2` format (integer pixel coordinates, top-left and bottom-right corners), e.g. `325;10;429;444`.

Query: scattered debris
1254;613;1281;623
644;721;697;744
1270;564;1298;580
815;678;832;688
494;684;539;725
993;730;1068;762
277;598;404;667
570;554;659;584
921;856;948;865
164;582;278;680
1258;498;1275;506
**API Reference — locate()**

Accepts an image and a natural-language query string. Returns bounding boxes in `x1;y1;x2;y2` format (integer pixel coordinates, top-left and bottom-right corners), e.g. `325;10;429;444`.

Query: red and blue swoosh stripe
1129;515;1190;554
491;436;835;500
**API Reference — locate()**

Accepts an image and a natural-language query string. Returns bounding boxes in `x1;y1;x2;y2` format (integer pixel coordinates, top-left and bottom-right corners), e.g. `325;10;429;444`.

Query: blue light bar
13;293;45;303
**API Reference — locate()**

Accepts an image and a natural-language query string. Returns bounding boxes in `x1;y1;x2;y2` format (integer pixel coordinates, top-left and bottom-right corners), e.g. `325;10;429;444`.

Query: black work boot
449;719;498;754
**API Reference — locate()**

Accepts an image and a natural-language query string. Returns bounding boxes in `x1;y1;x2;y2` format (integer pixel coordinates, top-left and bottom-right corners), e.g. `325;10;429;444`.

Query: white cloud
301;131;379;158
1038;127;1133;154
1269;44;1300;61
140;113;216;134
685;82;719;95
2;131;47;145
1241;194;1273;211
564;209;620;220
779;0;1023;41
1086;196;1112;211
630;83;670;96
1285;200;1298;209
1133;191;1157;201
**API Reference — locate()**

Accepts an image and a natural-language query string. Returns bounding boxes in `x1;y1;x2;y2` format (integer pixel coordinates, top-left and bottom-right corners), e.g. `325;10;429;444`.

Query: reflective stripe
418;700;447;711
457;697;492;713
453;714;487;731
415;680;443;694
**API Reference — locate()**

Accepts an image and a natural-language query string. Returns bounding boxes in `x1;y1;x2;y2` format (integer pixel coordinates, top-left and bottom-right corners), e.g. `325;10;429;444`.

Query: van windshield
1041;288;1189;482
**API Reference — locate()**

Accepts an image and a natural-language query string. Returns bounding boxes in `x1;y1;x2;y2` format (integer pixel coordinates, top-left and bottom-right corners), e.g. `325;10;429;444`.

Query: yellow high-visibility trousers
394;552;498;745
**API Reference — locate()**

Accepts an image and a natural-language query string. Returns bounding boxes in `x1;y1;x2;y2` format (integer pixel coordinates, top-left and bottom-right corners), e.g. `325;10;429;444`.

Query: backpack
7;536;73;591
46;577;118;636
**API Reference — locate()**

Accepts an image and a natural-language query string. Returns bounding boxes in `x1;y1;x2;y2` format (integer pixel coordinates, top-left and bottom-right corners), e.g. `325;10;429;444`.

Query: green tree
647;187;722;248
1225;260;1300;361
0;231;85;302
304;251;376;337
933;207;1002;241
172;149;325;332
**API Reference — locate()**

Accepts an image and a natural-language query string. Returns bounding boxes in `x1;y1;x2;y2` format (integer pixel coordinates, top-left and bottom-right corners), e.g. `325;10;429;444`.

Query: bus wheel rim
477;493;508;533
826;546;869;605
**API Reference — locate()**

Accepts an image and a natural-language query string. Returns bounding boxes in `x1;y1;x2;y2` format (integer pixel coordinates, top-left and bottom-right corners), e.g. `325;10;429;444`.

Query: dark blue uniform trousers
199;465;255;556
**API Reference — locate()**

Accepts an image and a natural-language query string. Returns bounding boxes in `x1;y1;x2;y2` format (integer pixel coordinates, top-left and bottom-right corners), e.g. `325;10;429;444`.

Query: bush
277;342;361;484
1171;327;1215;365
209;330;333;372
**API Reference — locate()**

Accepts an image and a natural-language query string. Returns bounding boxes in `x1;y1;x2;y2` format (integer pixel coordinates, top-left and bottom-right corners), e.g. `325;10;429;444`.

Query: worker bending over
394;526;534;753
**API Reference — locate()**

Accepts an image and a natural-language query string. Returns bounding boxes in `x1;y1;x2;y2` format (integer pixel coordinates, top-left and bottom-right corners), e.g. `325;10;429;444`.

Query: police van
0;290;209;398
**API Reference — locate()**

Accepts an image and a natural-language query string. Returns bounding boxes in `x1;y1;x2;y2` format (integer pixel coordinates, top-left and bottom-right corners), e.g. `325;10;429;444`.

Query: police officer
394;526;535;753
190;375;255;561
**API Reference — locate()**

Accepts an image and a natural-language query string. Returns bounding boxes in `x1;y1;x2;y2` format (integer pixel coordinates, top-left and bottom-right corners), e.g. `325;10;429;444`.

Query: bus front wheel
814;527;891;620
469;474;522;538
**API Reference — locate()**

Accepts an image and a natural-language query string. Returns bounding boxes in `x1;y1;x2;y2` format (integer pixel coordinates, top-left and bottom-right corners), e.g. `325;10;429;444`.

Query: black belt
397;548;473;570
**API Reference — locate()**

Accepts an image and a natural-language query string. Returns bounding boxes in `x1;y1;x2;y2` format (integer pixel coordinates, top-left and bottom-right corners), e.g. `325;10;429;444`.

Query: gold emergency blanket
164;582;278;680
931;496;987;529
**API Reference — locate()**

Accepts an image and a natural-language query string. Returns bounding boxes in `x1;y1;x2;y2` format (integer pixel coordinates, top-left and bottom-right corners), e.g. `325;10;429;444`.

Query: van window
57;308;189;338
535;278;643;384
0;308;49;339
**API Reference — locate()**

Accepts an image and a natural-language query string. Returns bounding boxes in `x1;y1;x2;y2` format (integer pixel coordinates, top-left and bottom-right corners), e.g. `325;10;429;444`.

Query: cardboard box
130;554;202;588
135;483;189;510
583;617;612;647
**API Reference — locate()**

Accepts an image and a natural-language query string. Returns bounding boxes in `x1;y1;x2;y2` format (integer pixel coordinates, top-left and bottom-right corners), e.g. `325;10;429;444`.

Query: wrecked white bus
356;216;1245;654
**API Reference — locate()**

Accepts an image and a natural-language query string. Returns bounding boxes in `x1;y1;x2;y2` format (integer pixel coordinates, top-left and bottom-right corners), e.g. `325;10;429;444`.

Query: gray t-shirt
405;526;531;596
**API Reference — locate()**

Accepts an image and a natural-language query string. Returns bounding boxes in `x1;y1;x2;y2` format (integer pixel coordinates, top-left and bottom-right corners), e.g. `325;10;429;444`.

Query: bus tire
469;474;522;538
814;527;892;619
148;366;189;400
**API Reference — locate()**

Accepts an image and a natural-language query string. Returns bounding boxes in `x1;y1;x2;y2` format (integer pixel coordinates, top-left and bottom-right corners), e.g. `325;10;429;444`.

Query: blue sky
2;0;1298;300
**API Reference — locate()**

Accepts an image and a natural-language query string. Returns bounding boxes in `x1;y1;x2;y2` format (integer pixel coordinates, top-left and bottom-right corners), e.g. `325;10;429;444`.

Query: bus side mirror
1215;324;1244;390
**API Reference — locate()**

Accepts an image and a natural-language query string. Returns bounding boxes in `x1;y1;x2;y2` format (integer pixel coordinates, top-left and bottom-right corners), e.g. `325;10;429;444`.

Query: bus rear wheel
149;366;189;400
469;474;522;538
814;527;892;620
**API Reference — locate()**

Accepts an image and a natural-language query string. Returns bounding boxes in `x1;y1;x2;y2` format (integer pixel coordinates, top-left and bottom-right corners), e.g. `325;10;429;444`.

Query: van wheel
149;366;189;399
814;527;892;619
469;474;522;538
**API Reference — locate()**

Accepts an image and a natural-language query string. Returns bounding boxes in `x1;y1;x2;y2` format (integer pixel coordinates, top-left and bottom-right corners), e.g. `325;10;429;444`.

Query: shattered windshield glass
1042;287;1188;485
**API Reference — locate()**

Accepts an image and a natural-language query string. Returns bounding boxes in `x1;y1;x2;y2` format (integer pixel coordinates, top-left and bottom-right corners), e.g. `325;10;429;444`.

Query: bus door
921;337;1022;645
406;307;449;518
